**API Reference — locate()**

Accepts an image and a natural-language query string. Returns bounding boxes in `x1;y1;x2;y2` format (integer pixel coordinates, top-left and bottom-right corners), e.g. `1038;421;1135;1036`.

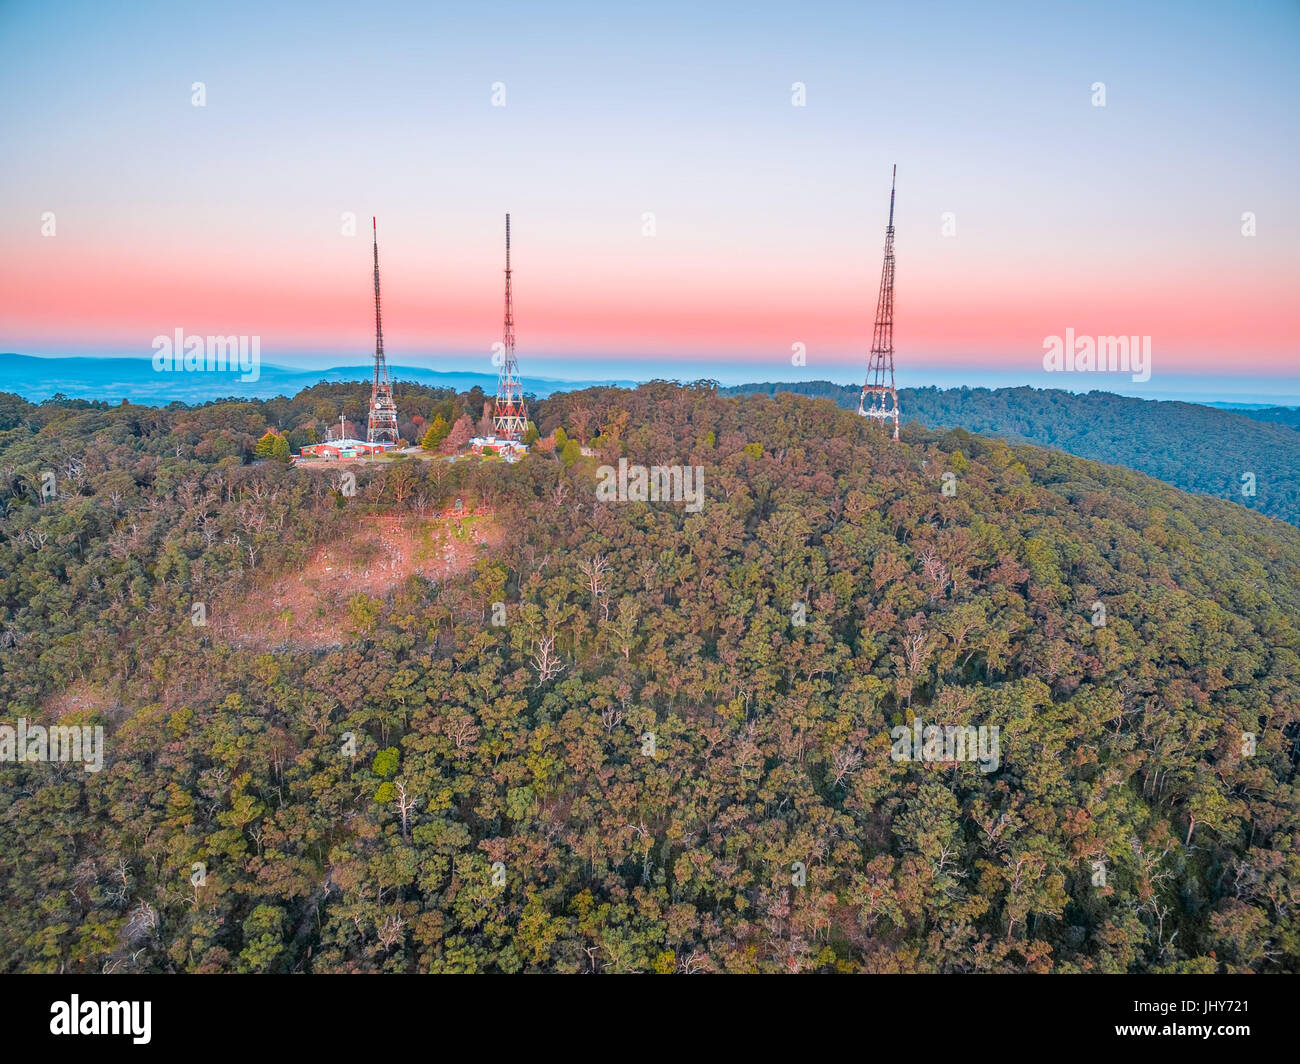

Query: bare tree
443;713;480;751
197;514;220;548
61;454;87;487
393;780;419;839
579;553;609;602
677;950;711;974
531;634;566;685
917;544;951;599
124;902;158;942
830;747;863;787
377;913;405;951
896;621;935;708
105;857;131;907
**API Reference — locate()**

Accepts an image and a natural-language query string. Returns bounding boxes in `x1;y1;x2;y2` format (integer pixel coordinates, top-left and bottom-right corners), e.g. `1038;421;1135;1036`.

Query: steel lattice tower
367;217;399;445
493;213;528;442
858;165;900;440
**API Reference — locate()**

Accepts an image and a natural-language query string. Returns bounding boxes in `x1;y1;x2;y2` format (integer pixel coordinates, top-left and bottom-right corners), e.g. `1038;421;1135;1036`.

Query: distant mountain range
1206;403;1300;430
724;380;1300;525
0;354;636;405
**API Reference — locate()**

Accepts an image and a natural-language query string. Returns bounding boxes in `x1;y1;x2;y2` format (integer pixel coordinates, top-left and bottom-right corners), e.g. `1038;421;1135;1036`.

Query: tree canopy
1;383;1297;974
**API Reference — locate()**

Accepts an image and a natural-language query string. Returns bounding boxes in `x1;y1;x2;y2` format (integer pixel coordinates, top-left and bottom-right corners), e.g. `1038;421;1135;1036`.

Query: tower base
859;384;900;441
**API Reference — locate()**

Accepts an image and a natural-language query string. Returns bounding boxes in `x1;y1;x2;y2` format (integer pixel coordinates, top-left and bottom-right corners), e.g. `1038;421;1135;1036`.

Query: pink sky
2;2;1296;382
5;224;1296;373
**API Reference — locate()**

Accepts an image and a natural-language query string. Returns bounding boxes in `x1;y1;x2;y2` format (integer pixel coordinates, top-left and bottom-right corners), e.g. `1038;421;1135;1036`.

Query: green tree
421;414;450;450
238;905;286;973
372;747;400;779
254;429;289;461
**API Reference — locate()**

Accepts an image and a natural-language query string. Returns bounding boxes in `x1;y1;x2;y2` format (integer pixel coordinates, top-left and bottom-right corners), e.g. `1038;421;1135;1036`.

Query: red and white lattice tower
367;217;399;445
493;214;528;442
858;166;900;441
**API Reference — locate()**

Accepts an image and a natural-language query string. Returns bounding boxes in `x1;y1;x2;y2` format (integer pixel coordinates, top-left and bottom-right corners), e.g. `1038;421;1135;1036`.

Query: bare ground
214;513;502;650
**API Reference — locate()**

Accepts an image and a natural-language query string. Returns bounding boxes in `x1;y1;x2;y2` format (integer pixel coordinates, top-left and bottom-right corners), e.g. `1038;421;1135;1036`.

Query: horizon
4;350;1299;408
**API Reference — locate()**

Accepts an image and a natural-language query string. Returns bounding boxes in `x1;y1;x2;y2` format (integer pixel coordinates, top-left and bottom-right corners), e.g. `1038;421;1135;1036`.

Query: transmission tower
493;213;528;442
367;217;399;445
858;165;900;440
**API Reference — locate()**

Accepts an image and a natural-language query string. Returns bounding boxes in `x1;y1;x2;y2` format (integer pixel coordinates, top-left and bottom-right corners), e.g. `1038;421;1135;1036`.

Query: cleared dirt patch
217;513;502;650
42;681;120;721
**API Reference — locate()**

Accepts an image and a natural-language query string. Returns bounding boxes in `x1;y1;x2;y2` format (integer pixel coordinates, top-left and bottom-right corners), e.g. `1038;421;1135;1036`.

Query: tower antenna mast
858;165;900;440
492;213;528;443
367;216;399;445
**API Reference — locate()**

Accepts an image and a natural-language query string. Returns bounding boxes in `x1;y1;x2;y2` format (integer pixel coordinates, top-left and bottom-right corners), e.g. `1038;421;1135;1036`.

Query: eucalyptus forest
1;382;1297;974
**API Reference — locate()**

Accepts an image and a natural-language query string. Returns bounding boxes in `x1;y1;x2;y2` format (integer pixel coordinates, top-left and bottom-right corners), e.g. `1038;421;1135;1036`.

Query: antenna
888;164;896;230
365;218;399;445
371;218;384;384
858;166;900;441
493;212;528;444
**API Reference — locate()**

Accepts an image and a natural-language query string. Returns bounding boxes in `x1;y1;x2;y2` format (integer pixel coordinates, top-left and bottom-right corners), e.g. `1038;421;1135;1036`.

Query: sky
1;0;1297;399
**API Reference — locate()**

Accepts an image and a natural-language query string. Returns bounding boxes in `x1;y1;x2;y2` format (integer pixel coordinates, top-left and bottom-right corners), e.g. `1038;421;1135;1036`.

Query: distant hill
0;353;635;406
1227;405;1300;431
723;381;1300;525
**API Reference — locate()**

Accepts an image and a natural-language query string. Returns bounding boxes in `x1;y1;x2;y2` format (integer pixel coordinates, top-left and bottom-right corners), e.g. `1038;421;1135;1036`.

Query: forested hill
1229;404;1300;431
2;383;1298;973
723;382;1300;526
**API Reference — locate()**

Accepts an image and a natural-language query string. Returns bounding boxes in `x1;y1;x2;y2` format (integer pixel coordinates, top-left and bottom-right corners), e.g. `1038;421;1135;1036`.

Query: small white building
296;438;390;461
468;436;529;462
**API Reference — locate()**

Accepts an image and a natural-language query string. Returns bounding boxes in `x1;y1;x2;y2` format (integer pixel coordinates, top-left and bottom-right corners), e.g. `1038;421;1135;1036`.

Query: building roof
303;438;387;451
